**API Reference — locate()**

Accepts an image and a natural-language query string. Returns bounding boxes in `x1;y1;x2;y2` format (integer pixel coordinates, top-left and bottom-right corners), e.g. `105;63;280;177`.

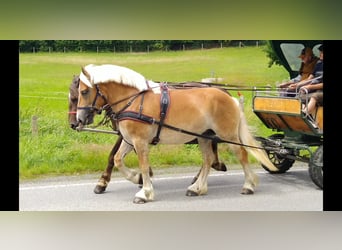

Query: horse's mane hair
72;75;79;87
80;64;157;91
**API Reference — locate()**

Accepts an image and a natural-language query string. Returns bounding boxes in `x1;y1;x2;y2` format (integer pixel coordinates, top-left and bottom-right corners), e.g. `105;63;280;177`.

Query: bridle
77;83;147;118
77;84;108;114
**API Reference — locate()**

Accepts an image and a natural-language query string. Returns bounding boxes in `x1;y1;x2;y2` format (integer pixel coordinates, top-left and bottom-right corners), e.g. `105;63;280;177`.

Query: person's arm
300;82;323;93
288;74;322;90
279;75;299;88
279;62;304;88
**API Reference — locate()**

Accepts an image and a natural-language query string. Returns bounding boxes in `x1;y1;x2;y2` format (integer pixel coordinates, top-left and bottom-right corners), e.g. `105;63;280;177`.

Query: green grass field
19;46;289;179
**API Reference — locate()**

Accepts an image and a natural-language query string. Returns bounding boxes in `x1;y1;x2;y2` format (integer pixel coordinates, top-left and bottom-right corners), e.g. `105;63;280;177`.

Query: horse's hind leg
186;139;213;196
229;144;258;194
211;141;227;171
191;141;227;184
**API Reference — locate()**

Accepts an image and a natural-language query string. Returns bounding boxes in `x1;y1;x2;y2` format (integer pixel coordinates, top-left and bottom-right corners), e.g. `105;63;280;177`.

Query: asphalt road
19;163;322;211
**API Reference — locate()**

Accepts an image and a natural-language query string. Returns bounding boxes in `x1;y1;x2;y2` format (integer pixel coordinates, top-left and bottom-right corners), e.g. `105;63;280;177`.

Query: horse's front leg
94;136;123;194
114;141;142;185
133;140;154;204
186;139;213;196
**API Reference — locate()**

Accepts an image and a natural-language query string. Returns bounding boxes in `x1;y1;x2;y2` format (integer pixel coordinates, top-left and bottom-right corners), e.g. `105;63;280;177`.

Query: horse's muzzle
70;121;79;130
77;113;94;126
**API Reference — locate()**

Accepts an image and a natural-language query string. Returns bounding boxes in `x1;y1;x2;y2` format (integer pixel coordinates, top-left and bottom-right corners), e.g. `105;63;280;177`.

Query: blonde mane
80;64;158;91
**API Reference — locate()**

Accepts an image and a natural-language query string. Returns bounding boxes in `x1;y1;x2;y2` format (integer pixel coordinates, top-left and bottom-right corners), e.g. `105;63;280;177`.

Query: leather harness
97;83;263;149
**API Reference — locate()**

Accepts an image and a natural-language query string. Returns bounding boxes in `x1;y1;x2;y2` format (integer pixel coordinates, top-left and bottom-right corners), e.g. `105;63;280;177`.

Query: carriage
252;41;323;189
69;40;323;203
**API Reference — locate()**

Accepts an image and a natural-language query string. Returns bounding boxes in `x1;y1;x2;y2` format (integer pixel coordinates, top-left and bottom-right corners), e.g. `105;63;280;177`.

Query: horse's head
68;75;80;129
76;66;107;127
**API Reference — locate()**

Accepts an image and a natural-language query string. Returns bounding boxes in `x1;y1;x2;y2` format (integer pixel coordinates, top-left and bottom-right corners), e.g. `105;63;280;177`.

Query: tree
263;40;282;68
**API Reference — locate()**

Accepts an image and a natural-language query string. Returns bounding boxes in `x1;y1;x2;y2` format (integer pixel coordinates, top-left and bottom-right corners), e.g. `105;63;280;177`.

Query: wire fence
19;41;265;53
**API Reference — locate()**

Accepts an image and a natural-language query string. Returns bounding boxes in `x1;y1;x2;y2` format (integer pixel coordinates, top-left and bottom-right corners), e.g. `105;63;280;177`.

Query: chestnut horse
76;64;277;203
69;75;130;193
68;75;226;194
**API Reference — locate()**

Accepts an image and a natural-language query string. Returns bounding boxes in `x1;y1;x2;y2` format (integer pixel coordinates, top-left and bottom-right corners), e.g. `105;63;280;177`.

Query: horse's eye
81;89;88;95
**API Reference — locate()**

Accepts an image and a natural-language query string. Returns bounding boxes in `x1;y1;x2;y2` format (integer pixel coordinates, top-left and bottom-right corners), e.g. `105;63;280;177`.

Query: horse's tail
234;98;278;172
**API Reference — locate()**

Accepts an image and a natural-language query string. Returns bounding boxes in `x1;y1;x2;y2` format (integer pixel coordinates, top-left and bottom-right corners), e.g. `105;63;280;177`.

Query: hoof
133;197;147;204
186;190;199;196
211;162;227;172
241;188;254;195
94;185;106;194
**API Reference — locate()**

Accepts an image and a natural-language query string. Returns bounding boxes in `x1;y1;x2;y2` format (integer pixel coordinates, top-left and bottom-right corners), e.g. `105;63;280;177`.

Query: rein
163;81;274;92
162;122;264;149
115;111;264;150
79;82;264;150
105;90;148;111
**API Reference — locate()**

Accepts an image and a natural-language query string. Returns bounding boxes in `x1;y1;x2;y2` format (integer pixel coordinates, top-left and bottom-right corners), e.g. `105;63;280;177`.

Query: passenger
294;45;323;92
301;44;323;116
294;45;324;130
279;47;319;97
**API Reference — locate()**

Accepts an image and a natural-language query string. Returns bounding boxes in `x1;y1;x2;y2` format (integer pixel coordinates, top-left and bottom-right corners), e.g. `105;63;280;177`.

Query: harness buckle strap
151;83;170;145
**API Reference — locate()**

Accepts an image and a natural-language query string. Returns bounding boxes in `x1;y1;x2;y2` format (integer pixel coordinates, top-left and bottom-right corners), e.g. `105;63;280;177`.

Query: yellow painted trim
254;97;301;114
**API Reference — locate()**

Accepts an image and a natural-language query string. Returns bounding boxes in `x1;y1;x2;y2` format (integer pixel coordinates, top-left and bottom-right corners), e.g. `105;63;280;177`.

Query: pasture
19;46;289;179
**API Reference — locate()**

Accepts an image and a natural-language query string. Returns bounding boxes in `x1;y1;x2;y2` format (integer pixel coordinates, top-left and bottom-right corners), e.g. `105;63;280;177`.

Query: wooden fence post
32;115;38;137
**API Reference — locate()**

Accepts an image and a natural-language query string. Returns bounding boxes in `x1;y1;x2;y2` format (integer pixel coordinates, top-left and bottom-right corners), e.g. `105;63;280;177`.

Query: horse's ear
81;66;91;81
80;65;94;87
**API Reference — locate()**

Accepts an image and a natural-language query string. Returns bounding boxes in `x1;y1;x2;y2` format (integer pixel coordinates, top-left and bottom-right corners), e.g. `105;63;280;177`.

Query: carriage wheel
308;145;323;189
261;134;295;174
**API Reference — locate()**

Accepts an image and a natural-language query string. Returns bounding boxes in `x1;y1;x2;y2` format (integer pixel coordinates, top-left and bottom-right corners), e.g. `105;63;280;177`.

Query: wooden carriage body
252;89;323;189
253;93;323;136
